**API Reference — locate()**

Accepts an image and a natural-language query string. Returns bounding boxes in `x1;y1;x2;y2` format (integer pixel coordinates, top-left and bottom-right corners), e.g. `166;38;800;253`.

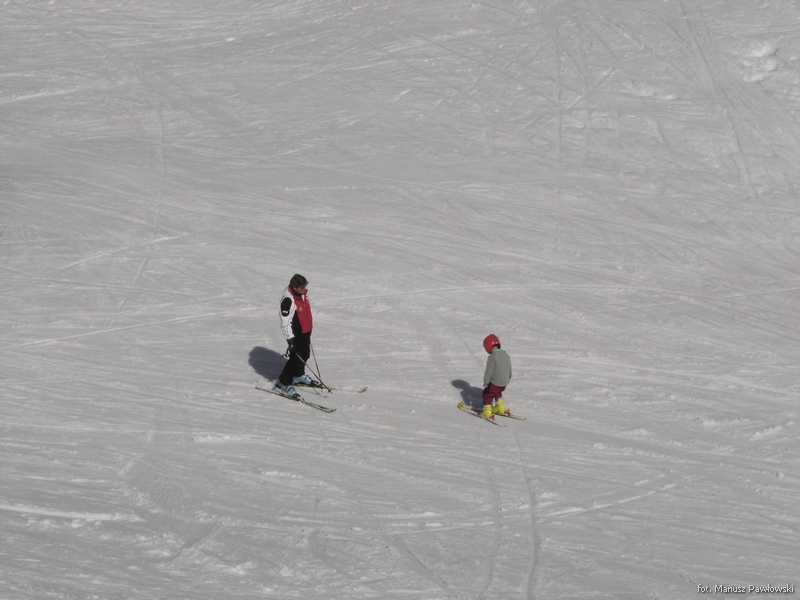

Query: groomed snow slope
2;1;799;598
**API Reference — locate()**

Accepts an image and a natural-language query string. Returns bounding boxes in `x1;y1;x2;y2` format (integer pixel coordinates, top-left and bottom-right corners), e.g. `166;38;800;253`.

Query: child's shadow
249;346;286;381
452;379;482;410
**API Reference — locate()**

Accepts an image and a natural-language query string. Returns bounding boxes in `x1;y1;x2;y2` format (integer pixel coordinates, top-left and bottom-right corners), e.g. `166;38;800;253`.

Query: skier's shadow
451;379;482;410
249;346;286;382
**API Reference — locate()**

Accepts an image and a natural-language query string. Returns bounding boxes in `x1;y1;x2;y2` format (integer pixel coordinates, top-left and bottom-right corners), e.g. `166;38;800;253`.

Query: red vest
292;289;313;334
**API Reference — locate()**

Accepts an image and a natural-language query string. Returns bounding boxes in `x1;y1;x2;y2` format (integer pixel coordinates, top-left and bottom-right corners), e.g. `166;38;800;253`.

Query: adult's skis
294;381;368;394
255;381;336;413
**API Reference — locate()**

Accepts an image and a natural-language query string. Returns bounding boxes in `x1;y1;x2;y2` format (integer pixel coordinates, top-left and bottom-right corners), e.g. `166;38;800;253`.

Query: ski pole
310;341;322;383
291;348;332;393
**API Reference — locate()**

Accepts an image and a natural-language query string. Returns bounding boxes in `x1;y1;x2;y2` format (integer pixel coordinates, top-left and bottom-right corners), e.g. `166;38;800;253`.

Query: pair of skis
256;381;525;425
457;402;526;427
255;380;367;413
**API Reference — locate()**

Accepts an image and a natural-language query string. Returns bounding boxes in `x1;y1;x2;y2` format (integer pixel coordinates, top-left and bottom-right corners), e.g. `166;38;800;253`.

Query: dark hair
289;274;308;288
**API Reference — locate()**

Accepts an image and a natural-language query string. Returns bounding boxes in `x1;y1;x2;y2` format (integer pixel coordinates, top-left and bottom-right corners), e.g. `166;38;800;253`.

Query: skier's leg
482;383;500;418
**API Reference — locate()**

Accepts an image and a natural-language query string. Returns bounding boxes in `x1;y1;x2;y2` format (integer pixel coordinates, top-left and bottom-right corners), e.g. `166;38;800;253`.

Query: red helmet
483;334;500;354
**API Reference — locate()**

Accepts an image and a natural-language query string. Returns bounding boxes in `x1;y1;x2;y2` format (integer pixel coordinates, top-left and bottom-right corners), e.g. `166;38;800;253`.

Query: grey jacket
484;349;512;387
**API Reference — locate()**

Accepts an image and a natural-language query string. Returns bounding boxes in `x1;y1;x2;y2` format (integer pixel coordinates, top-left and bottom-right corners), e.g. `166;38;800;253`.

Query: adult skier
276;274;316;396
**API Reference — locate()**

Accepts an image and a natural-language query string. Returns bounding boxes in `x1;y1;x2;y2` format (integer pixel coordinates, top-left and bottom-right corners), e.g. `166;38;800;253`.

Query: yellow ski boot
493;398;510;417
480;404;494;419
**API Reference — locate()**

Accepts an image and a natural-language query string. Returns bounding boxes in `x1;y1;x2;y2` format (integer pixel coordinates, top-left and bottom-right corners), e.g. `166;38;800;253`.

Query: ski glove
284;338;295;358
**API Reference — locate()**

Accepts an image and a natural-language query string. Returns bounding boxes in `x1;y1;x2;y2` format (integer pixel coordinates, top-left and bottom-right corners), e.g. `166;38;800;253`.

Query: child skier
480;333;512;419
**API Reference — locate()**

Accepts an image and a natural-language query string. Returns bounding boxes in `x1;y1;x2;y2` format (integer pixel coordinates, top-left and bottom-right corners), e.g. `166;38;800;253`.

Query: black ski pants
279;331;311;385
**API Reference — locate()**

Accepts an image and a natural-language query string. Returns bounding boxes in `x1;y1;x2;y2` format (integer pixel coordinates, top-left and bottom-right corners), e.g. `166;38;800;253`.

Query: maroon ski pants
483;383;506;406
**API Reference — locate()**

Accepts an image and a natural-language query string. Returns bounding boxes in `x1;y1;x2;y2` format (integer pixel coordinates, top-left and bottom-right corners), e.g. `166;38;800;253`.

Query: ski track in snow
2;0;800;598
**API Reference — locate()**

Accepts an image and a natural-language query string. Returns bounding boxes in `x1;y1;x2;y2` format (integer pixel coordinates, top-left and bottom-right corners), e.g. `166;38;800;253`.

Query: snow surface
2;1;799;598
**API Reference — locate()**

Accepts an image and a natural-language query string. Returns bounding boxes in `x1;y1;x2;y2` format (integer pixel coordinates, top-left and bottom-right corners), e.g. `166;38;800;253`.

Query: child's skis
458;402;506;426
457;402;526;425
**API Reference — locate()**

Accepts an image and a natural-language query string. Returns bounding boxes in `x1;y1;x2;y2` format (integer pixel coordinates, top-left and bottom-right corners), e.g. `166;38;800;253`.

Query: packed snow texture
2;1;799;598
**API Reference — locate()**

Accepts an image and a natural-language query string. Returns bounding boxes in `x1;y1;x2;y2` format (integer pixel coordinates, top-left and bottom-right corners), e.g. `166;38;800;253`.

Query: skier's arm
280;297;295;340
483;354;495;387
